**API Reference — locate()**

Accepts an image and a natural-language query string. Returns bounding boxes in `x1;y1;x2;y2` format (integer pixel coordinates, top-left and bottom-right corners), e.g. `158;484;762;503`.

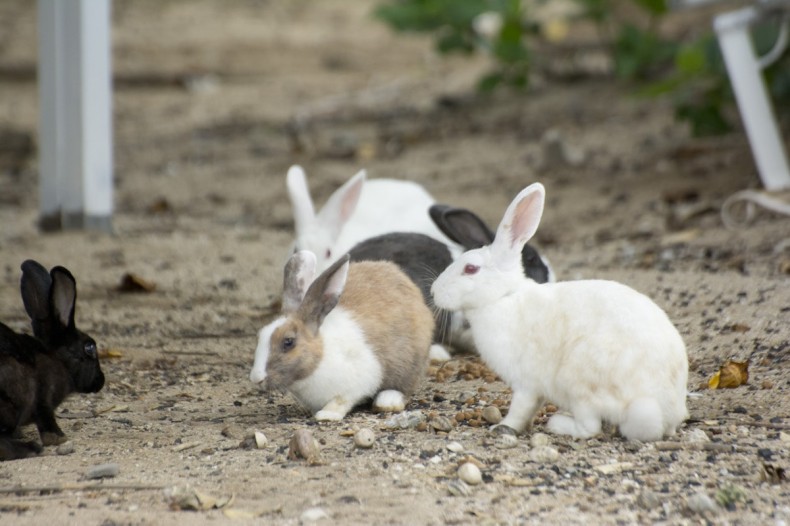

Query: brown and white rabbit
431;183;688;441
250;251;434;421
1;260;105;460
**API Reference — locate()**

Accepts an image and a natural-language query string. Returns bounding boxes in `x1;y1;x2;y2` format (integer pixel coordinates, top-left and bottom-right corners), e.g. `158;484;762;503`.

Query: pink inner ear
509;192;542;249
340;180;363;222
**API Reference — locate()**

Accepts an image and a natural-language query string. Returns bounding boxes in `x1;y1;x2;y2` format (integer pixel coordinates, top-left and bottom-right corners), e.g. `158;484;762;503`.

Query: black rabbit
0;260;104;461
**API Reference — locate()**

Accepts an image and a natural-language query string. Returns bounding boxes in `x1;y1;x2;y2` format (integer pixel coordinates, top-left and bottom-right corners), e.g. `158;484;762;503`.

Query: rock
687;492;718;514
447;479;472;497
353;428;375;449
637;490;660;510
529;433;551;448
684;429;710;443
220;424;244;439
457;463;482;486
495;434;519;450
86;463;120;480
780;432;790;443
254;431;268;449
300;506;330;523
429;415;454;433
593;462;634;475
56;441;75;456
288;429;322;465
384;410;425;430
529;445;559;463
482;406;502;425
446;441;464;453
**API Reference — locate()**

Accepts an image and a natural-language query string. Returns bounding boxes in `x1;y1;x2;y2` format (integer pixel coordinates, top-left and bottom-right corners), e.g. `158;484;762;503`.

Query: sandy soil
0;1;789;524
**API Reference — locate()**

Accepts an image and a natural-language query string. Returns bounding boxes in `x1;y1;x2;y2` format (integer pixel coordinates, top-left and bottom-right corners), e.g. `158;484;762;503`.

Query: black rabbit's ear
49;267;77;329
429;205;495;249
20;259;53;322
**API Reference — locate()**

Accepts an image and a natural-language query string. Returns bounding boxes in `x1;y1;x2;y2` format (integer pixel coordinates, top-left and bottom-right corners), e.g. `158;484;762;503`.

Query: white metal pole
715;7;790;191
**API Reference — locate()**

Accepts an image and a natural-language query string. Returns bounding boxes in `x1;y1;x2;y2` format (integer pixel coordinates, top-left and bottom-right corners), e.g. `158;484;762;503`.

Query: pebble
457;463;482;485
220;424;243;439
86;463;120;480
778;431;790;443
288;429;322;464
529;445;560;463
300;506;330;523
684;428;710;443
529;433;551;448
429;415;454;433
56;441;75;456
482;406;502;425
384;410;425;430
254;431;268;449
687;492;718;514
353;428;375;449
637;490;660;510
447;479;472;497
495;434;519;450
446;441;464;453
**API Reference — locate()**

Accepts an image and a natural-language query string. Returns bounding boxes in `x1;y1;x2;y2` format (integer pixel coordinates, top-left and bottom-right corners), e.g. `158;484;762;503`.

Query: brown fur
266;319;323;388
337;261;433;396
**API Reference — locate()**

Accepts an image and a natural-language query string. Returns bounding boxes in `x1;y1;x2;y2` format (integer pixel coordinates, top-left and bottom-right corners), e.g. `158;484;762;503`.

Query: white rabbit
286;165;456;272
431;183;688;441
250;251;434;421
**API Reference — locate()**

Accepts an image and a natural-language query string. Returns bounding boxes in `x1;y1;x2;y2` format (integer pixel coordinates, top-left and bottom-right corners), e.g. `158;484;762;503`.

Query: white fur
431;183;688;441
429;344;451;362
250;317;286;384
286;307;384;417
287;165;457;272
373;390;406;412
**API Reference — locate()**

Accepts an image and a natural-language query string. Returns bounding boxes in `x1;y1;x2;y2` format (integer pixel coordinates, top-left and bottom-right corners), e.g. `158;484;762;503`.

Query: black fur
429;204;551;284
0;260;104;461
347;232;453;343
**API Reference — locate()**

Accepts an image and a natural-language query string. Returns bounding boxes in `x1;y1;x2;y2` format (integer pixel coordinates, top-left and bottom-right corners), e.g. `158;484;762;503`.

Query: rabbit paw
429;344;451;362
372;390;406;413
40;431;67;446
547;413;601;439
315;397;353;421
315;410;345;421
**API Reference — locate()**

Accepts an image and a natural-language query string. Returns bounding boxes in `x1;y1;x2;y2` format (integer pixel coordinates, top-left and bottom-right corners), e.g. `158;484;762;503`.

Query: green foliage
375;0;790;136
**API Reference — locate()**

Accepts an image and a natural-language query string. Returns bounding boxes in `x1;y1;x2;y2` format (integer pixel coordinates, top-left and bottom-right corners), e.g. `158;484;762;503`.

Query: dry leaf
98;348;123;359
708;359;749;389
760;463;787;485
117;273;156;293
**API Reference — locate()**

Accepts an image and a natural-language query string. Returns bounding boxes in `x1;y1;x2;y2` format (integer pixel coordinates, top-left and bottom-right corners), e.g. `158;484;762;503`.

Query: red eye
463;264;479;275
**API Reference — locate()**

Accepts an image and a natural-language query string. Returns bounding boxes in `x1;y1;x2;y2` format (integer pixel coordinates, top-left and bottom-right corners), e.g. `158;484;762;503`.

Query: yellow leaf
708;371;721;389
708;359;749;389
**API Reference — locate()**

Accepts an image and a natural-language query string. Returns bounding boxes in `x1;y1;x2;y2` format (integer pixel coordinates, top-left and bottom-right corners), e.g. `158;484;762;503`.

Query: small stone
447;479;472;497
593;462;634;475
457;463;482;486
495;434;519;450
254;431;268;449
529;445;559;463
761;379;774;389
288;429;322;465
353;428;375;449
446;441;464;453
300;506;330;523
56;441;75;456
684;428;710;443
687;492;719;514
86;463;120;480
221;424;243;439
481;406;502;425
384;410;425;430
779;432;790;443
637;490;660;510
429;415;454;433
529;433;551;448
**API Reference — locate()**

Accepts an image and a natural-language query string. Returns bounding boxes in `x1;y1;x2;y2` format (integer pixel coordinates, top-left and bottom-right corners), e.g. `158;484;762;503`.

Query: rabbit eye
463;264;480;275
84;342;97;358
282;337;296;352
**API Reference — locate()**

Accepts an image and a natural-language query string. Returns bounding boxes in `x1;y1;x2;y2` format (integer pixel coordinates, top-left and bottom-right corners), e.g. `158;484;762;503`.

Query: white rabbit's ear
282;250;317;313
298;254;350;334
491;183;545;267
286;165;315;235
316;169;366;240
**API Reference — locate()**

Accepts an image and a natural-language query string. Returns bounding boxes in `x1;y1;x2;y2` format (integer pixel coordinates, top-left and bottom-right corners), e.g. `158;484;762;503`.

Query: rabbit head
432;183;546;312
251;251;349;390
287;165;365;267
20;260;104;394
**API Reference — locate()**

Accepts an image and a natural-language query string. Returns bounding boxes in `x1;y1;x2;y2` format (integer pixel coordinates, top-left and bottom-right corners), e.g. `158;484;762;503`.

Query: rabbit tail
619;397;664;442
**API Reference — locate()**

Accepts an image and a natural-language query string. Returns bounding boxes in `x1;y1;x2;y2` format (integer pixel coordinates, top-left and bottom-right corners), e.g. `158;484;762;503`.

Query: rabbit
346;232;459;361
0;260;105;461
431;183;689;441
286;165;458;272
250;251;434;421
429;203;554;283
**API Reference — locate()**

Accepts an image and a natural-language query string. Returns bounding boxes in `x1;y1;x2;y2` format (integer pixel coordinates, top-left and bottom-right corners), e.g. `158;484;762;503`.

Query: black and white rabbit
0;260;105;460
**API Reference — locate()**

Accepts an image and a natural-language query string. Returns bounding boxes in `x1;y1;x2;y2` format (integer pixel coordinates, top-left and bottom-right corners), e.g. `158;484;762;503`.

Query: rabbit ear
282;250;317;313
286;165;316;235
49;267;77;329
429;204;495;249
297;253;350;334
491;183;545;267
20;259;53;323
316;169;366;240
